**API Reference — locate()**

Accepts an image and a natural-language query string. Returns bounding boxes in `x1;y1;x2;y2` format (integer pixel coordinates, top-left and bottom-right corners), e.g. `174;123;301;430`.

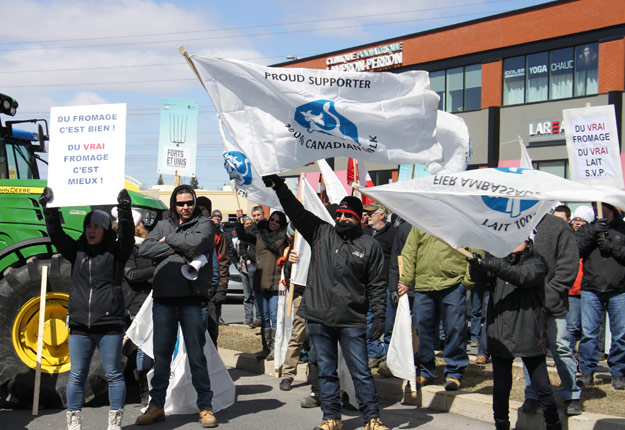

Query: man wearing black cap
263;175;388;430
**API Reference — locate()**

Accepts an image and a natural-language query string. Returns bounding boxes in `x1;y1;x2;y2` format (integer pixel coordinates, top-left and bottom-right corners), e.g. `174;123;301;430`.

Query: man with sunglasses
136;185;218;428
263;175;389;430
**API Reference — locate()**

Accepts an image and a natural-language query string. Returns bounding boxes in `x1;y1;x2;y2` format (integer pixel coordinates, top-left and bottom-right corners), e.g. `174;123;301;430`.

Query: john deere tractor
0;93;167;408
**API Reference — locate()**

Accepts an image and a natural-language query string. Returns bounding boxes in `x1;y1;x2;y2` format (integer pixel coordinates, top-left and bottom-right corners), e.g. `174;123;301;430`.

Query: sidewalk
218;327;625;430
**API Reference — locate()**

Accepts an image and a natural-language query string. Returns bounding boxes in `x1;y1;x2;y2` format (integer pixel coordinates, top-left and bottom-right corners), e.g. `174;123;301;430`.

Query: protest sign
186;56;442;175
564;105;623;188
157;98;198;177
47;103;126;207
359;167;625;257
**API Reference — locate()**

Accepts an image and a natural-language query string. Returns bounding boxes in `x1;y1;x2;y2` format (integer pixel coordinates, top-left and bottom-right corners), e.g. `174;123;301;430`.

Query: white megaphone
181;252;209;281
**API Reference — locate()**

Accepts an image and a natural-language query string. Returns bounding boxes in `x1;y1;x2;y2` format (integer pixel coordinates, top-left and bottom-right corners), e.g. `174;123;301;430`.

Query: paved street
1;367;493;429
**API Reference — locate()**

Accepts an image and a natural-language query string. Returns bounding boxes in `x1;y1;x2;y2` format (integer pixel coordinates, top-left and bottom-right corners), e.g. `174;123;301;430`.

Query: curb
218;348;625;430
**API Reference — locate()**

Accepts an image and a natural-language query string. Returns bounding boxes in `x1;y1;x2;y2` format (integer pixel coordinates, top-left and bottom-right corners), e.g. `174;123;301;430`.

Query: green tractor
0;94;167;408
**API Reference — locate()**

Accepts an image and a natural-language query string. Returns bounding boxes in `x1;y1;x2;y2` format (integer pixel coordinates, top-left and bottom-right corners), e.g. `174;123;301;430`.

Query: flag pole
352;183;473;259
286;173;306;317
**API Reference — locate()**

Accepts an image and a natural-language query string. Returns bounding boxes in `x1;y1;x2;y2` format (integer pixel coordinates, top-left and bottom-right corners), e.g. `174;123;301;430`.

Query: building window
429;65;481;112
534;159;568;179
550;47;574;100
575;43;598;96
503;43;598;106
503;56;525;105
526;52;548;102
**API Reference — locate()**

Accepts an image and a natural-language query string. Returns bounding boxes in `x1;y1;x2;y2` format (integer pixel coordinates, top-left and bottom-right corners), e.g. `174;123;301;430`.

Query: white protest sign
48;103;126;207
564;105;623;188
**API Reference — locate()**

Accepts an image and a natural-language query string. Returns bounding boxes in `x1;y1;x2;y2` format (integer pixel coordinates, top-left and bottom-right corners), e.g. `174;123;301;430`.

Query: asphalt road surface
1;367;494;429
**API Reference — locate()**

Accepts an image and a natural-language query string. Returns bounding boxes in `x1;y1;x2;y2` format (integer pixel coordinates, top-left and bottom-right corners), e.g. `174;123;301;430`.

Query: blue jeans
67;333;125;411
470;283;486;342
384;290;396;352
524;315;581;401
150;302;213;411
255;290;278;329
306;322;380;424
477;294;490;358
366;302;386;359
243;263;260;323
567;295;582;353
413;283;468;380
136;347;154;372
579;290;625;376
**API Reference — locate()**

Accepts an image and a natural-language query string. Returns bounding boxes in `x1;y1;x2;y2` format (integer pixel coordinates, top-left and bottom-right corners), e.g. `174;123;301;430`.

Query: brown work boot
135;405;165;425
364;417;390;430
199;409;218;428
313;418;342;430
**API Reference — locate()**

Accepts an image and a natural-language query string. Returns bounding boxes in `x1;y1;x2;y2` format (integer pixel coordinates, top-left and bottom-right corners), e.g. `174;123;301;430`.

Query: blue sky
2;0;552;190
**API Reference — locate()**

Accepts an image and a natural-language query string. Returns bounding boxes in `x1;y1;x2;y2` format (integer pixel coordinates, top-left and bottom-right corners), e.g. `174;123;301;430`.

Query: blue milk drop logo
481;168;538;218
223;151;253;186
294;100;360;145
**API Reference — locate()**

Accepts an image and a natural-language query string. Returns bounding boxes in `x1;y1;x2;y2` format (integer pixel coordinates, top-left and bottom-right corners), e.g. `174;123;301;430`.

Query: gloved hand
595;218;610;235
367;317;385;341
39;187;54;206
597;237;614;255
213;289;227;305
389;290;400;309
262;174;285;189
117;189;131;210
467;252;497;273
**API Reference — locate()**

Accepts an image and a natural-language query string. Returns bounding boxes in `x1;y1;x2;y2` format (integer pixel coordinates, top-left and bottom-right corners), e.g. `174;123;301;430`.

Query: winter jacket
365;222;396;283
237;223;257;264
471;249;549;358
237;219;288;292
137;185;216;302
215;228;231;291
274;182;386;328
399;227;475;292
388;219;413;294
122;238;154;316
577;216;625;294
533;214;579;317
44;205;134;331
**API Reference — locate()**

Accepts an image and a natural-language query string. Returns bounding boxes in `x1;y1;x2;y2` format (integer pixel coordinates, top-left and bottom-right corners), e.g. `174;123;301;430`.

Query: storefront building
275;0;625;184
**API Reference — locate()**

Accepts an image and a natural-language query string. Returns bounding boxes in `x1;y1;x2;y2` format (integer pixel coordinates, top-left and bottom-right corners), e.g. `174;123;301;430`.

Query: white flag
188;56;442;175
427;111;471;175
126;294;236;415
519;138;533;169
358;167;625;257
317;159;348;204
387;294;416;392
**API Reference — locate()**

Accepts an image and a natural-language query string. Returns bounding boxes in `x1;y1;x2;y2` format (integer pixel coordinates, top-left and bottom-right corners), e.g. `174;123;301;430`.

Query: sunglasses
175;200;194;207
269;218;280;223
335;211;355;219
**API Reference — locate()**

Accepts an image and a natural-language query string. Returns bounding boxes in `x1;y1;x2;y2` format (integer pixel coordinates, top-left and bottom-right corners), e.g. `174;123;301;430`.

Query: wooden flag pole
32;265;48;416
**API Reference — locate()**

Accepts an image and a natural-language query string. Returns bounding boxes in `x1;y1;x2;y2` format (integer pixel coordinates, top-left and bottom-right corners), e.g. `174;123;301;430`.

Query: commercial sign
527;117;565;144
325;42;403;72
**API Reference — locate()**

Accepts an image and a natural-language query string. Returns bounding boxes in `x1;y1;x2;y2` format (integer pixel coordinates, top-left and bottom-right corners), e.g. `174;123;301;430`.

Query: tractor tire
0;255;113;408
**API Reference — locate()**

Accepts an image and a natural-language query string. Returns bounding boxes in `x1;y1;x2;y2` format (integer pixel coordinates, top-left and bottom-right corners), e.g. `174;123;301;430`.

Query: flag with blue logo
187;56;442;175
358;168;625;257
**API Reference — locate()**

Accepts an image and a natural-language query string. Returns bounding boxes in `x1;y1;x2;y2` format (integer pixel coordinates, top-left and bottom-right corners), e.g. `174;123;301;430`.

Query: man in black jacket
263;175;389;430
576;202;625;390
135;185;218;427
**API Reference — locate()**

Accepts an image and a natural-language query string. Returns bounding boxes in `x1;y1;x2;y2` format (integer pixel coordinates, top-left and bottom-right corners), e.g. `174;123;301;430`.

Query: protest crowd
41;172;625;430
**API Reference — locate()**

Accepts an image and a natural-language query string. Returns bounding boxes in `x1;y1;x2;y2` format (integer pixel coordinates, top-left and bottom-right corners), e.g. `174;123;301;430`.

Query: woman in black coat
468;240;562;430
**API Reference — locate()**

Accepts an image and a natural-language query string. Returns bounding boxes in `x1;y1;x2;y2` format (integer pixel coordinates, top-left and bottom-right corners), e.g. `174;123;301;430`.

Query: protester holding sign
40;187;134;430
467;240;562;430
263;174;389;430
576;203;625;390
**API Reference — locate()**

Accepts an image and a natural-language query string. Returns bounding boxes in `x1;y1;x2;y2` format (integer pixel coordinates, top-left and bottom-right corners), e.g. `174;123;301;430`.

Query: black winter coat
137;185;216;301
122;241;154;316
471;249;549;358
366;222;396;283
577;216;625;294
44;206;134;331
274;183;387;328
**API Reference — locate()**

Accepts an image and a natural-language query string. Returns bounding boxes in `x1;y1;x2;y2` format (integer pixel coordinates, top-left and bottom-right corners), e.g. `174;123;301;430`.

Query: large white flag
426;111;471;175
316;159;348;204
188;56;442;175
358;167;625;257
